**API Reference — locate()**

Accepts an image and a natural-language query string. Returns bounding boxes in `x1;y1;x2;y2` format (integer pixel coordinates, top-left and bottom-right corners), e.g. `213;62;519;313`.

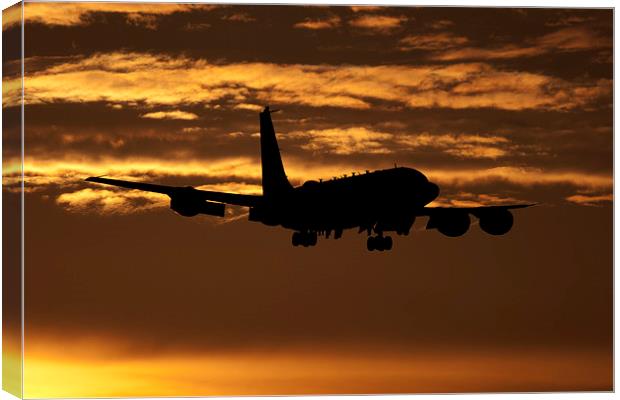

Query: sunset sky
2;3;613;397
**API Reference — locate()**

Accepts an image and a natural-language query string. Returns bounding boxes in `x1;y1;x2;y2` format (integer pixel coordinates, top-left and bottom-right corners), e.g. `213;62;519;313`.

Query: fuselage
249;167;439;234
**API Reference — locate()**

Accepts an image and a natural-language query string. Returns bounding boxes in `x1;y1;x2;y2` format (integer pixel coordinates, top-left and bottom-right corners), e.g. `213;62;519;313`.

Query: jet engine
432;212;470;237
170;196;225;217
479;209;513;235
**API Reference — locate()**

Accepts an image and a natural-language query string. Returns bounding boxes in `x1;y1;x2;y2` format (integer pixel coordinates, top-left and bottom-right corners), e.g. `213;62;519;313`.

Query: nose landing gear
367;235;393;251
292;231;318;247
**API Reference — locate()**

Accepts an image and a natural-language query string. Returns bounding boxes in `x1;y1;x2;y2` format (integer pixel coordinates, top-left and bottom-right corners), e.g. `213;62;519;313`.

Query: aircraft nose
424;181;440;203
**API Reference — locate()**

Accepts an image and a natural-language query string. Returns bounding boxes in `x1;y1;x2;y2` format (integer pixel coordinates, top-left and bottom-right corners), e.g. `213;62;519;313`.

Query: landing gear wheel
367;235;393;251
376;238;385;251
292;232;300;247
367;236;375;251
293;231;318;247
309;232;318;246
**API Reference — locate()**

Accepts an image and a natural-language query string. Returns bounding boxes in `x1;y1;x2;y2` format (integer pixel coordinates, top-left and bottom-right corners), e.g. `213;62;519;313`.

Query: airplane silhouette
86;106;534;251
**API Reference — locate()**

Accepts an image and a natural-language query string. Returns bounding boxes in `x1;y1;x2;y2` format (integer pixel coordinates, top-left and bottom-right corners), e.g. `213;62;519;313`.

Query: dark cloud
5;6;607;79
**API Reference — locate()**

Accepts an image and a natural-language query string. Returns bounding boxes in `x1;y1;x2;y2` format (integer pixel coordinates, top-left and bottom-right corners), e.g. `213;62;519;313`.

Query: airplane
86;106;534;251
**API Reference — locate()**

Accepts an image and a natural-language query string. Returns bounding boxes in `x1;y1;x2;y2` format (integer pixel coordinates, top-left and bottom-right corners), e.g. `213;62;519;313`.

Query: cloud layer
3;3;216;29
6;52;610;112
431;27;611;61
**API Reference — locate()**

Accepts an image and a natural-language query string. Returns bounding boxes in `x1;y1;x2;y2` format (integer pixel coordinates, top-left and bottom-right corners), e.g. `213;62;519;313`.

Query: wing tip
503;203;539;210
85;175;106;182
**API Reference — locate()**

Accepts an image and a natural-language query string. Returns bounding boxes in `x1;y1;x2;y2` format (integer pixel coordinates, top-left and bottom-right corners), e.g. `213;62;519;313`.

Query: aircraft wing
419;203;536;217
85;177;262;207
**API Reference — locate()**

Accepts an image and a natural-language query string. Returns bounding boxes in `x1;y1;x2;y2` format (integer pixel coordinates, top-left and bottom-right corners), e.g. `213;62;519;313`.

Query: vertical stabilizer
259;107;292;197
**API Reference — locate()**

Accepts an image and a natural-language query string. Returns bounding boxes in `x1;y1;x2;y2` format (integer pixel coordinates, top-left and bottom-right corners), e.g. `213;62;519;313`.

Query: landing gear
292;232;301;246
292;231;317;247
367;235;393;251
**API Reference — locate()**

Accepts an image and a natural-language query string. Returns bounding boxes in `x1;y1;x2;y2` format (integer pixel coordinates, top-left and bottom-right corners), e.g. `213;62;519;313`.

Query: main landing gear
367;235;392;252
292;231;317;247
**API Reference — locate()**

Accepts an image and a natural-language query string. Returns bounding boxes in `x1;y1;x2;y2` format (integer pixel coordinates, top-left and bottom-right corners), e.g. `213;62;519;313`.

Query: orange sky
2;3;613;397
23;338;612;397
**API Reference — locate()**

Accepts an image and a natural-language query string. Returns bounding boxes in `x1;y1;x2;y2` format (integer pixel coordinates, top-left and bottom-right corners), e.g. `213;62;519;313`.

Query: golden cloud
397;133;511;159
2;3;21;31
10;3;214;29
400;33;470;51
407;77;611;111
60;132;126;148
427;167;612;190
565;193;613;206
349;15;407;33
294;16;341;30
141;111;199;120
233;103;264;112
56;188;168;214
444;146;507;159
289;127;392;155
195;182;262;195
2;77;22;108
433;27;611;61
349;6;383;12
18;156;262;188
56;182;264;219
537;27;610;51
287;128;512;159
400;133;509;147
433;45;545;61
5;52;610;112
429;192;523;208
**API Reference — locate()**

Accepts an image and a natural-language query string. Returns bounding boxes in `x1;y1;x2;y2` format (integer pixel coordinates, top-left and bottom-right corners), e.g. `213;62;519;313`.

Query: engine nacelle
170;196;225;217
479;209;513;235
429;212;470;237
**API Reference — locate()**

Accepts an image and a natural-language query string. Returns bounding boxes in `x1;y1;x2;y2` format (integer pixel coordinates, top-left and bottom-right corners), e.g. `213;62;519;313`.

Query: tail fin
259;106;293;197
